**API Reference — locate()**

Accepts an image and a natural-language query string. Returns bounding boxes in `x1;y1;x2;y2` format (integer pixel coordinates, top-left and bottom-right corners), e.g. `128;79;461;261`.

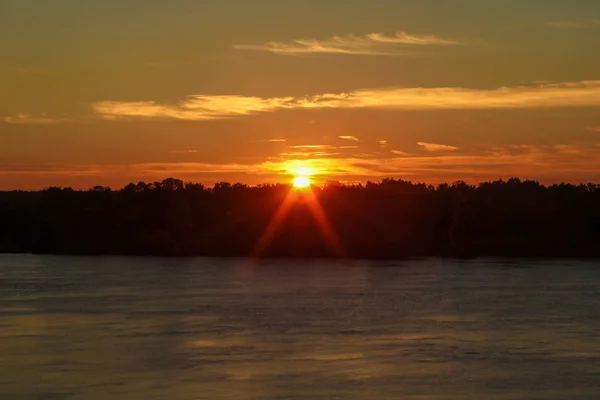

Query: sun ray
250;160;345;258
251;186;345;259
251;188;297;257
302;189;346;257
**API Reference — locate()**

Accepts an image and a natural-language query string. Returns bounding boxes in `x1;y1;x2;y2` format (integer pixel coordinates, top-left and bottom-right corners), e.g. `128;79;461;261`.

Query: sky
2;0;600;189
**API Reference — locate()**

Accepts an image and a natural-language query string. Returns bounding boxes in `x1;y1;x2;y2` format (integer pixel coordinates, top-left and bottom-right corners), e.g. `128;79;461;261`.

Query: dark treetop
1;178;600;258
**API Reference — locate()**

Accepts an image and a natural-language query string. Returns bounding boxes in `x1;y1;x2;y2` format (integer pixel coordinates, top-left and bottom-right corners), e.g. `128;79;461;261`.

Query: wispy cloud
327;80;600;110
279;152;341;158
365;32;463;45
339;145;359;149
417;142;459;152
93;95;296;121
288;145;335;150
93;80;600;121
152;145;596;182
267;138;287;142
338;135;360;142
334;144;600;183
233;32;464;56
379;140;388;147
547;20;600;29
3;113;71;125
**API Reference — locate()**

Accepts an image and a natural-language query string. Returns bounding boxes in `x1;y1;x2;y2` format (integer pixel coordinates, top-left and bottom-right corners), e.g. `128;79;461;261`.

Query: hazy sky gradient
2;0;600;189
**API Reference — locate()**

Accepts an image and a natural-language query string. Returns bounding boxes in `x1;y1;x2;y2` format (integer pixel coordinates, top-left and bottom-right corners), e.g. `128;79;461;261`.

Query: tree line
1;177;599;258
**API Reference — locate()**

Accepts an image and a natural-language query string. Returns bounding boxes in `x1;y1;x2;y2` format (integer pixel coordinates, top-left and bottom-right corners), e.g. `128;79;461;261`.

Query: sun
293;175;311;189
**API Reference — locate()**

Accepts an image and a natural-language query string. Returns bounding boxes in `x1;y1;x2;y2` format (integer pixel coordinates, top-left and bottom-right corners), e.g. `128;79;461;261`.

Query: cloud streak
288;145;335;150
233;32;464;56
93;80;600;121
338;135;360;142
417;142;459;152
3;113;71;125
93;95;296;121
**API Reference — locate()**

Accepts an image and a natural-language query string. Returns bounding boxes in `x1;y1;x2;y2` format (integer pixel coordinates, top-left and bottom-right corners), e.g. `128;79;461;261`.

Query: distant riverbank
2;178;600;258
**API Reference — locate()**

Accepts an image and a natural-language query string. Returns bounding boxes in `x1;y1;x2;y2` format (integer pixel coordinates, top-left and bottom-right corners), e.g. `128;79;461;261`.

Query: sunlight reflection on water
1;255;600;399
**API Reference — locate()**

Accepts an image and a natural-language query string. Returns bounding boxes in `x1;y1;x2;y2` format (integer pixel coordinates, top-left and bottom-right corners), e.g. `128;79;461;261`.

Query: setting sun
293;176;311;188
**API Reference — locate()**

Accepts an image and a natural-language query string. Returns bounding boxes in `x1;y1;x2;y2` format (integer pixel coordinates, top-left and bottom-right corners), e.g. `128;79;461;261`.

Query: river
1;255;600;399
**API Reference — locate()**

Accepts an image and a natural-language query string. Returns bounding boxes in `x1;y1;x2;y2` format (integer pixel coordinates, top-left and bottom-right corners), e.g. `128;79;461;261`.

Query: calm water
1;255;600;399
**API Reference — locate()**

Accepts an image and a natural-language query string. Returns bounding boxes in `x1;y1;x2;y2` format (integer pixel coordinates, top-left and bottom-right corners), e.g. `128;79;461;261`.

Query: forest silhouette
1;177;600;258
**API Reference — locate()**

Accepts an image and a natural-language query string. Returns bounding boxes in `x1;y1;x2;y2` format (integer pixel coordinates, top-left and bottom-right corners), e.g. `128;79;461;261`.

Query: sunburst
293;175;311;189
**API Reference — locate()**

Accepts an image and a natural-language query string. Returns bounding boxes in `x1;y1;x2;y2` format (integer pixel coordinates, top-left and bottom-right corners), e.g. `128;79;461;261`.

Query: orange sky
2;0;600;189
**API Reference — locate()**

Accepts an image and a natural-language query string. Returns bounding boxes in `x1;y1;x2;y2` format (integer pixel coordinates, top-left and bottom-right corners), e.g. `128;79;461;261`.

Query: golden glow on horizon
288;165;317;176
293;175;311;188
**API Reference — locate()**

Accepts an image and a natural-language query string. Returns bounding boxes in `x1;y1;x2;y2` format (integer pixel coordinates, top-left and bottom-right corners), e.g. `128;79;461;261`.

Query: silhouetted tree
1;177;600;258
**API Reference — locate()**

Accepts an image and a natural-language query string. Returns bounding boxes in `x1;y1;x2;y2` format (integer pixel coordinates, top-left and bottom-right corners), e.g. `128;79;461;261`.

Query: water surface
1;255;600;399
